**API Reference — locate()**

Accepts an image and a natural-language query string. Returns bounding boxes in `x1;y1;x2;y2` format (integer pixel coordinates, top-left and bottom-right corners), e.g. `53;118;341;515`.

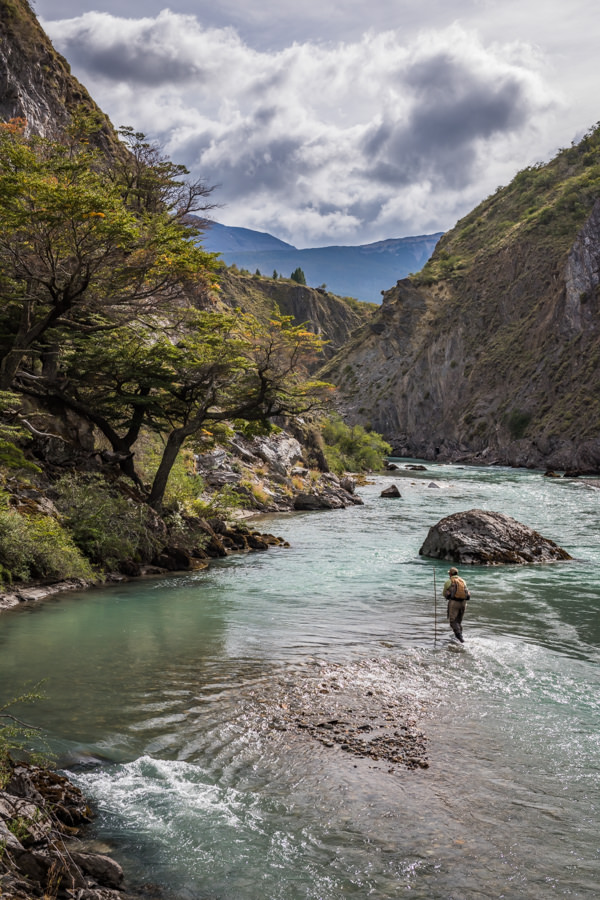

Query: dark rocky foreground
0;760;161;899
419;508;572;565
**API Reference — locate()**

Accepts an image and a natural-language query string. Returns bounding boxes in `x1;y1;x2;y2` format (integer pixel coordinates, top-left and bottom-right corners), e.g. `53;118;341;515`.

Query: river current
1;464;599;898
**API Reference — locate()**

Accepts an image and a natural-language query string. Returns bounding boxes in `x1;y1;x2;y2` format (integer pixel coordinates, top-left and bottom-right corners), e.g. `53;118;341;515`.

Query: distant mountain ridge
198;221;443;303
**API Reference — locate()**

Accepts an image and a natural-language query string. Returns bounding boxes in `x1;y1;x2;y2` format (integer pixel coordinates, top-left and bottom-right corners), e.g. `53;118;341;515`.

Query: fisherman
443;566;470;643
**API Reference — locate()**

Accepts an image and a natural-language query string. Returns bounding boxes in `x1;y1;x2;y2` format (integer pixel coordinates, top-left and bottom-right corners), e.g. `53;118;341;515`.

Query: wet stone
254;661;429;773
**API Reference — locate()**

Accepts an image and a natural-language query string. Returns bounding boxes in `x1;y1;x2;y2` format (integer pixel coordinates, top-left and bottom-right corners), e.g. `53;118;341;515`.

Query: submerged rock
419;508;572;565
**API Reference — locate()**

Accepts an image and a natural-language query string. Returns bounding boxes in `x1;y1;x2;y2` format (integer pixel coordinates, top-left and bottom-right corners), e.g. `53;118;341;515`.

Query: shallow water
1;464;600;898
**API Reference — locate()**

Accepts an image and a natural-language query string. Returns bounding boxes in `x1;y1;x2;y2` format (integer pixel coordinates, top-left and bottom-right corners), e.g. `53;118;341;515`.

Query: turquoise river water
1;464;599;898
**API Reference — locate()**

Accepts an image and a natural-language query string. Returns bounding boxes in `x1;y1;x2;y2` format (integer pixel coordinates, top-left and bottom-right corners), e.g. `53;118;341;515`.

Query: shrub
53;473;160;569
0;497;92;584
506;409;532;440
321;415;392;473
0;686;51;787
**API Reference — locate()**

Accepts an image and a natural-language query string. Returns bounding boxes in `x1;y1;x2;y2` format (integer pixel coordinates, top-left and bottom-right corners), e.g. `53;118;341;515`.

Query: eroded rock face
419;508;572;565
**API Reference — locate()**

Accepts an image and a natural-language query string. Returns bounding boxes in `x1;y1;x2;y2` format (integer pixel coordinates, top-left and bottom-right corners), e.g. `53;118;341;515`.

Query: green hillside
322;123;600;472
416;123;600;286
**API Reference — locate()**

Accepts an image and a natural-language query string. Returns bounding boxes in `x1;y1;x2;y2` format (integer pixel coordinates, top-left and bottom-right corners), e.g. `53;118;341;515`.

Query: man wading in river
443;567;470;643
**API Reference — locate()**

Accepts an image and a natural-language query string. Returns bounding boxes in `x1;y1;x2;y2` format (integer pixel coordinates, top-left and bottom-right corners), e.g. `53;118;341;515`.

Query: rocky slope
213;267;374;362
322;125;600;472
0;0;117;151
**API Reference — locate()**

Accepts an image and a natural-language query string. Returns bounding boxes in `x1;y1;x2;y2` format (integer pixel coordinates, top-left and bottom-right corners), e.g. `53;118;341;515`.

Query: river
1;464;599;898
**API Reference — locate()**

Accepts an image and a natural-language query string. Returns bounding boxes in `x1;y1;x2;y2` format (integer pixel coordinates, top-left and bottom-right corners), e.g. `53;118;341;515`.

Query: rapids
1;464;599;898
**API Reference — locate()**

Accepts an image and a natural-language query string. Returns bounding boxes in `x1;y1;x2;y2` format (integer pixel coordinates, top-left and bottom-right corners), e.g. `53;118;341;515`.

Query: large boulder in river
419;509;572;565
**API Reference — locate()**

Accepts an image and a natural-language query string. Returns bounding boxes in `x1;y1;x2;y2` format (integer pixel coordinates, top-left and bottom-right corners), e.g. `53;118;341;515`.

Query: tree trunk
147;428;188;511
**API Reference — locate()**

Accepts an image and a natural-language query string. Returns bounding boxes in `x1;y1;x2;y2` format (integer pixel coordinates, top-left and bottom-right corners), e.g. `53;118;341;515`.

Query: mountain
201;222;296;253
321;124;600;473
0;0;118;152
199;222;442;303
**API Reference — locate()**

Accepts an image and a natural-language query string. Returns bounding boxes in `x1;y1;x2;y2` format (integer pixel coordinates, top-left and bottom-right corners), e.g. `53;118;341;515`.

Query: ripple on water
2;466;600;898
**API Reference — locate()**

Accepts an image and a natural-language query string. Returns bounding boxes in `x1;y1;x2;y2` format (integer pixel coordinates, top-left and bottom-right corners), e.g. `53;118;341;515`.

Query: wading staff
433;568;438;646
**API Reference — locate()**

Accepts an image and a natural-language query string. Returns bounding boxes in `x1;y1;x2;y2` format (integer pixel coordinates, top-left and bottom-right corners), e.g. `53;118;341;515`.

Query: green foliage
0;494;92;583
0;123;332;513
290;267;307;285
0;390;40;472
321;415;392;473
272;269;278;279
0;121;218;389
412;121;600;286
53;473;161;569
506;409;532;440
196;484;250;519
0;685;51;788
0;438;39;472
135;438;205;514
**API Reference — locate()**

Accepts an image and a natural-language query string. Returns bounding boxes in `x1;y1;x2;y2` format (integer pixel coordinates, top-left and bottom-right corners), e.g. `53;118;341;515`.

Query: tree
272;269;278;279
0;119;218;390
290;267;306;285
21;309;332;509
0;120;333;510
144;313;331;509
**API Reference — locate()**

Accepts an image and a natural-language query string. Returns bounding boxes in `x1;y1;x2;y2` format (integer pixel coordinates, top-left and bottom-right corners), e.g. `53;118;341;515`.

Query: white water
1;464;599;897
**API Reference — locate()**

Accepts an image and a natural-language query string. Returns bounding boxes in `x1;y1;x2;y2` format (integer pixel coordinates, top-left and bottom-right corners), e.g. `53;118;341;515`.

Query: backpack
451;576;469;600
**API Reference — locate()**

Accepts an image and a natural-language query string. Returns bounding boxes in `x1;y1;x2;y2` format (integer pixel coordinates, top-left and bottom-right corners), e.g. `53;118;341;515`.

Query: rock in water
419;508;572;565
380;484;401;498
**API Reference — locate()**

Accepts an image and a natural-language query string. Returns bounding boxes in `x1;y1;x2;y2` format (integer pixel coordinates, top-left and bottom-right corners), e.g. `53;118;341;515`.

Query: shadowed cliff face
322;128;600;472
0;0;118;151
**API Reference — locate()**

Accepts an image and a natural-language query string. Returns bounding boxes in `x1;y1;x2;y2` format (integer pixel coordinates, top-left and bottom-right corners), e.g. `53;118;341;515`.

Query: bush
506;409;532;440
135;438;206;515
0;497;92;584
0;686;51;787
53;473;160;569
321;415;392;474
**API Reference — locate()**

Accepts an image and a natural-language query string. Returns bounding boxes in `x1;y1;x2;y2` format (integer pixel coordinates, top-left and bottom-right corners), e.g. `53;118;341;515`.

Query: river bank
1;467;597;898
0;521;289;613
0;758;166;899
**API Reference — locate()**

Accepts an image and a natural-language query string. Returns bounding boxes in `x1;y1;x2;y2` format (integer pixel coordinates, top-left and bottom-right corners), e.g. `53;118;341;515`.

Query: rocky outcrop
212;268;373;364
194;430;363;512
0;0;118;152
419;509;572;565
321;127;600;473
0;760;145;899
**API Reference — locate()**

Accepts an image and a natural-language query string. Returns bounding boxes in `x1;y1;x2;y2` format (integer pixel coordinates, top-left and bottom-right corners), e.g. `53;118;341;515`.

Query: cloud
44;12;560;246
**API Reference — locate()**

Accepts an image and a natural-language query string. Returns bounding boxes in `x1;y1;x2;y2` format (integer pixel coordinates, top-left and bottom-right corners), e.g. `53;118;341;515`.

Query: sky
35;0;599;248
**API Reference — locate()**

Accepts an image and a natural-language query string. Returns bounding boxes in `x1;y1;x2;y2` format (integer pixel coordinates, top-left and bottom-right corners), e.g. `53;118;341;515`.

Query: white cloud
45;11;561;246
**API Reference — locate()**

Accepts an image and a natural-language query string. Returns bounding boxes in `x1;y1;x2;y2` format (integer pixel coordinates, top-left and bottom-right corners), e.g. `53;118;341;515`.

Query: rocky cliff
213;267;374;363
0;0;117;149
322;125;600;472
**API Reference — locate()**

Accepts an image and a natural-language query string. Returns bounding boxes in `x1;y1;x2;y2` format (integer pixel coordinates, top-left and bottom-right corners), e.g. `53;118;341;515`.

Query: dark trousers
447;598;467;639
